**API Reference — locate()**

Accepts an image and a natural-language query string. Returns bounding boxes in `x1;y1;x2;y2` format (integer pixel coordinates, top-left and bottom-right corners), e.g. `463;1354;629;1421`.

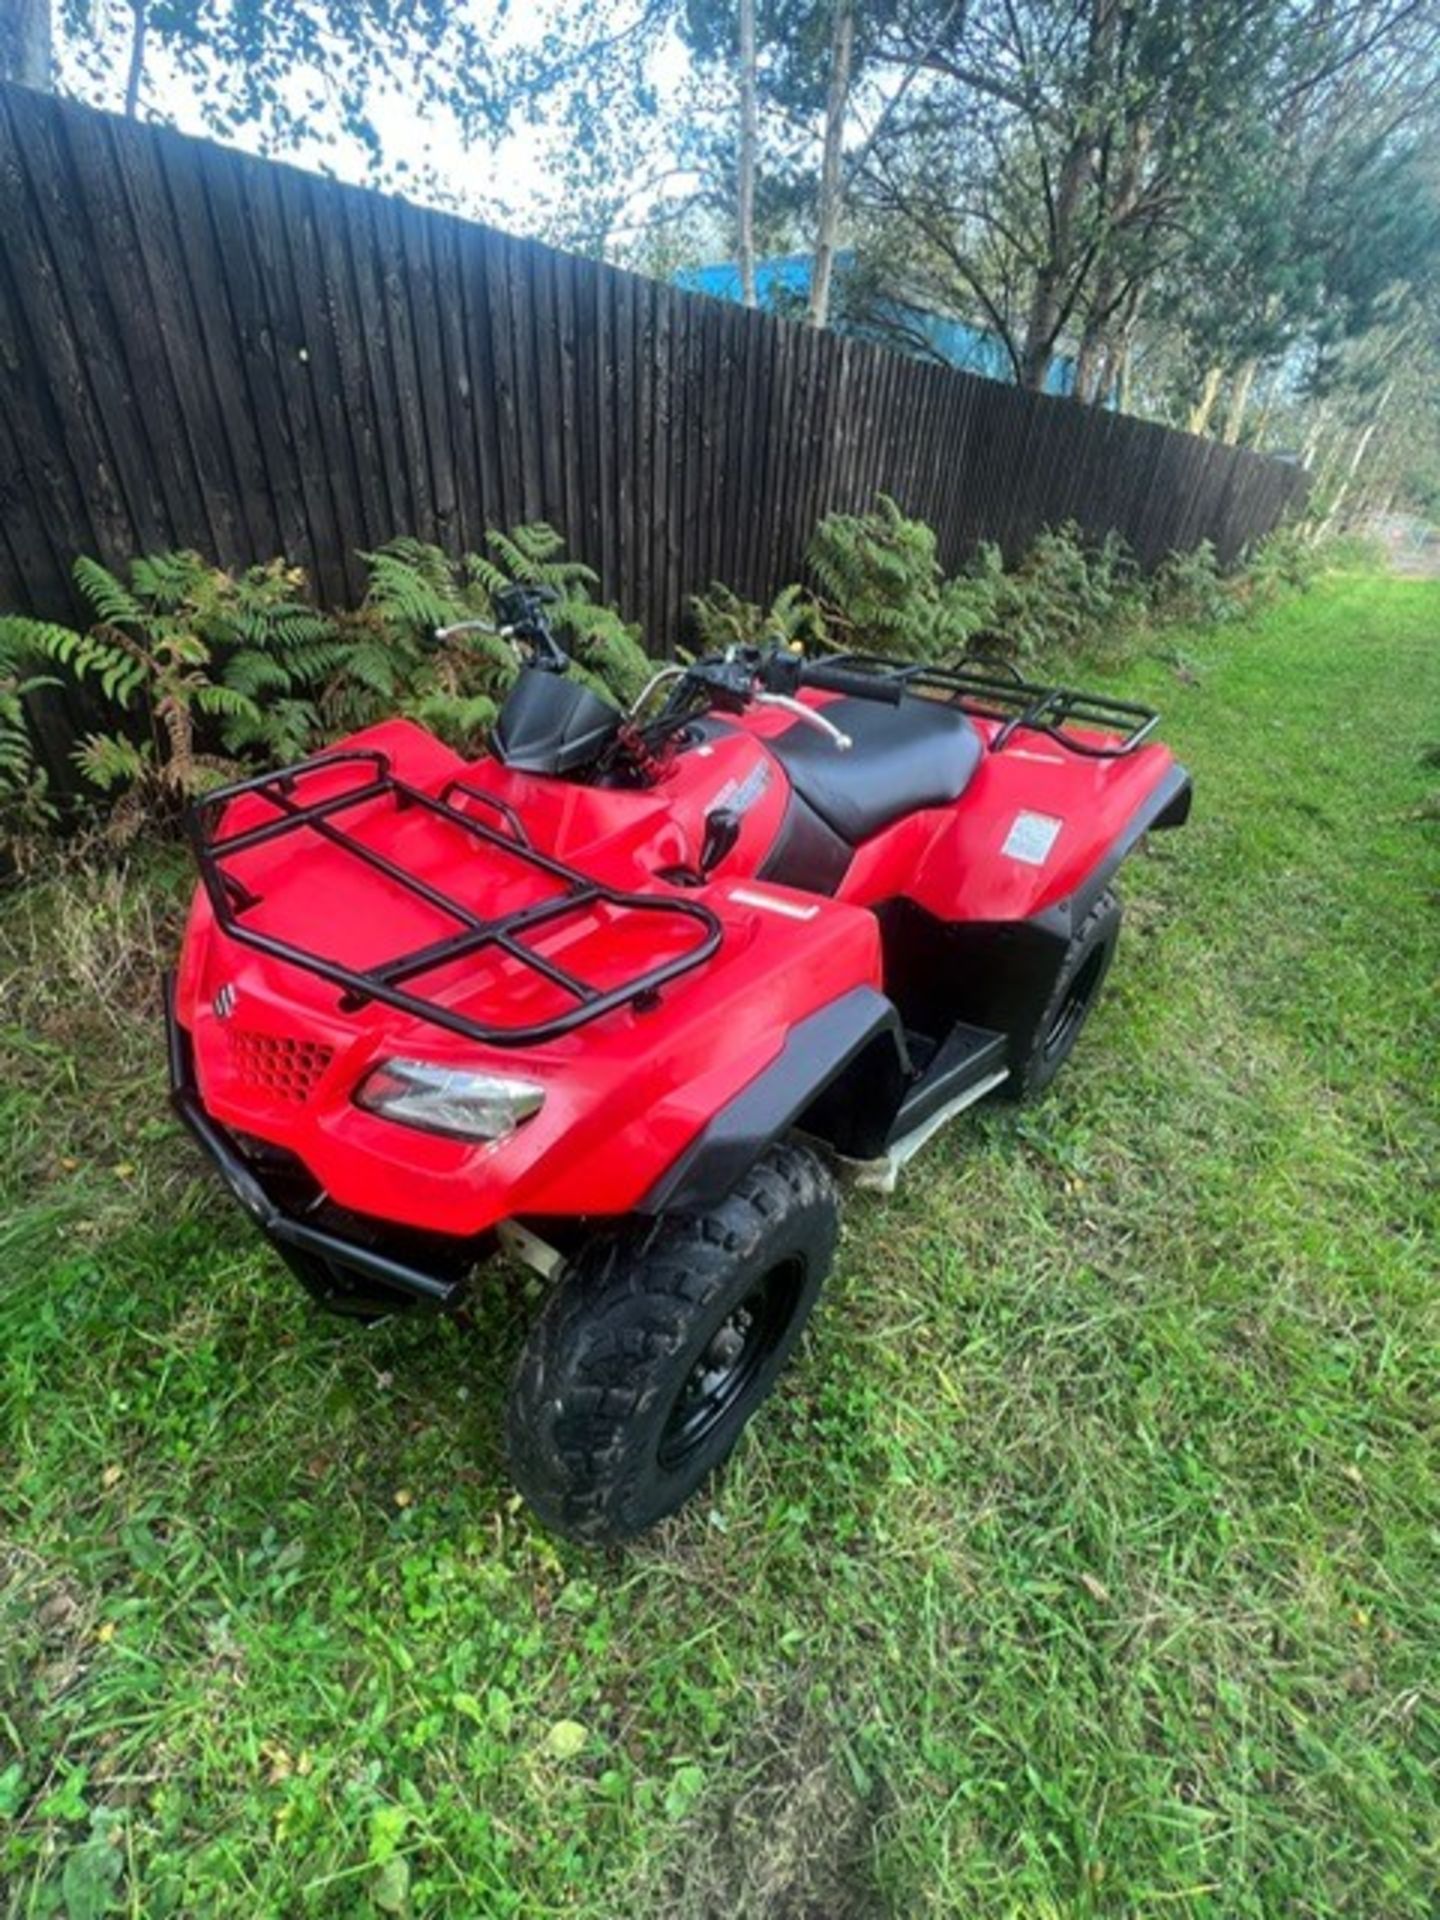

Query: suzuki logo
213;983;238;1019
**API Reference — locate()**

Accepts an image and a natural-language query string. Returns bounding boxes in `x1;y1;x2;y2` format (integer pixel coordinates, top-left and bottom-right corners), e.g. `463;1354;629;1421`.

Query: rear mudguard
1015;757;1192;940
868;761;1191;1049
840;728;1191;930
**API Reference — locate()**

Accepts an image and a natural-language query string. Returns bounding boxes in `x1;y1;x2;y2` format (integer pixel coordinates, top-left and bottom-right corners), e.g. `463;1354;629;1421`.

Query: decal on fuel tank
710;760;773;817
1002;810;1063;866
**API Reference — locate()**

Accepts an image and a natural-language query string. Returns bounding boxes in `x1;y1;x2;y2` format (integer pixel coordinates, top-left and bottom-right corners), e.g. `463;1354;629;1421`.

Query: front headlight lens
355;1058;545;1141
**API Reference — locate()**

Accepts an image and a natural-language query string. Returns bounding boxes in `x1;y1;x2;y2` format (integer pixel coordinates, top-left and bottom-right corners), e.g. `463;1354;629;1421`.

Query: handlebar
618;645;910;778
435;584;568;672
793;659;904;706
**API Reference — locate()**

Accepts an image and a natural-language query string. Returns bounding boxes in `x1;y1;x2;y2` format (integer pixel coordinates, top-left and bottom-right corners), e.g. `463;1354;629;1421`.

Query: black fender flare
862;763;1193;1080
1033;761;1192;941
638;985;907;1214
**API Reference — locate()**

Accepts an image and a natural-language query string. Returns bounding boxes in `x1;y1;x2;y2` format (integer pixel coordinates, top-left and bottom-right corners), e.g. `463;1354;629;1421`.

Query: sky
54;1;699;246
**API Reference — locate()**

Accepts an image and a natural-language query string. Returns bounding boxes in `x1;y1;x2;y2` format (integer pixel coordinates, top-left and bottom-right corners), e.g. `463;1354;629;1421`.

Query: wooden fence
1;83;1306;729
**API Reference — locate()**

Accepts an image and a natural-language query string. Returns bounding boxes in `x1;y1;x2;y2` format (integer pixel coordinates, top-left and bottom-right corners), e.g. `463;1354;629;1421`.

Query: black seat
769;696;982;844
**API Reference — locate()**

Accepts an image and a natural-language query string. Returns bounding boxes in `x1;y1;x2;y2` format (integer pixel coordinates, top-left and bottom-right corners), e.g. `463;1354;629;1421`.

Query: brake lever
626;664;689;720
434;618;568;675
433;619;506;643
753;692;852;751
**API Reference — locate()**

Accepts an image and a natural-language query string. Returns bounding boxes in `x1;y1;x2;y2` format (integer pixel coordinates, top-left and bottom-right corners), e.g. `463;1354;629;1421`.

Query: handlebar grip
799;661;905;706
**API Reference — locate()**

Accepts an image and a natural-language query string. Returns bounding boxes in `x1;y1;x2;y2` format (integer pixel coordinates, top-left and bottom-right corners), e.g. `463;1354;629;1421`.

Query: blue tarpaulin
674;253;1082;399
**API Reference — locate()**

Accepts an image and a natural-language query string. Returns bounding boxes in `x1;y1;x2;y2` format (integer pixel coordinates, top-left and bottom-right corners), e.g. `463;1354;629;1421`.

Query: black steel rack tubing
187;751;722;1047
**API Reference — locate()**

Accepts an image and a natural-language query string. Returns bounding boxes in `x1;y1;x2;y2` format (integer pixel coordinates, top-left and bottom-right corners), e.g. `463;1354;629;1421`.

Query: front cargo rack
820;654;1159;758
188;750;723;1047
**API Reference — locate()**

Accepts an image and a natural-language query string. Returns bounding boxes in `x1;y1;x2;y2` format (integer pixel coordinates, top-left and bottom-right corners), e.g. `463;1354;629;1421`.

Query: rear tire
506;1141;838;1544
1005;888;1122;1100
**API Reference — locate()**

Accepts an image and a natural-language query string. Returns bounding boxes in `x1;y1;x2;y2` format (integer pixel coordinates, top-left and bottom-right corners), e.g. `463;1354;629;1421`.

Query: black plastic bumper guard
164;975;468;1316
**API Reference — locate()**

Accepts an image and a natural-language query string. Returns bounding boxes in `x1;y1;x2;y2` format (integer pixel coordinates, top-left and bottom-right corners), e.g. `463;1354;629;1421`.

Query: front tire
506;1142;838;1544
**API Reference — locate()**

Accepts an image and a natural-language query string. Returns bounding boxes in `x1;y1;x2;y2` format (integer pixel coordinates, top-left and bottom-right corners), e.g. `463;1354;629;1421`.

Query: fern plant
486;523;651;705
325;537;502;741
1238;525;1324;605
331;526;652;748
807;495;998;659
987;523;1144;658
24;552;345;837
688;581;828;654
1151;540;1241;627
936;543;1006;658
0;620;67;861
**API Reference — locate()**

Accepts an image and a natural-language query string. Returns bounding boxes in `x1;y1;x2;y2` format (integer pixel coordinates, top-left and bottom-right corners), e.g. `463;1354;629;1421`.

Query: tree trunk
0;0;52;88
1105;280;1146;413
1221;357;1258;445
1019;0;1124;392
736;0;758;308
1186;364;1223;436
1320;382;1394;533
1113;338;1133;414
1072;119;1148;407
1073;328;1103;405
1019;134;1088;391
1076;315;1126;406
124;2;148;117
808;0;855;329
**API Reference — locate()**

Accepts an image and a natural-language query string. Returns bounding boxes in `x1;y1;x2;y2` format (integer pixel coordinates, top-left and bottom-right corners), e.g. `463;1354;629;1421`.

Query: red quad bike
168;584;1190;1543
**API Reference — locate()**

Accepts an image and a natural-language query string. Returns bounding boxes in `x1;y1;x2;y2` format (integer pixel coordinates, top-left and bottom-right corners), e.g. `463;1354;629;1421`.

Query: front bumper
165;976;472;1317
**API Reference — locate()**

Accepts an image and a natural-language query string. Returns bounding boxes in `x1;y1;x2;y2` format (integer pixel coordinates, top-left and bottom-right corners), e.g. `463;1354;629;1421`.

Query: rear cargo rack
188;750;723;1047
821;654;1159;757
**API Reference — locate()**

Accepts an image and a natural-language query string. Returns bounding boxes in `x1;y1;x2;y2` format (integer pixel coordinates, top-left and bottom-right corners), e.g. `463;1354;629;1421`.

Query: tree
807;0;854;324
737;0;759;303
1140;1;1440;439
678;0;943;327
851;0;1439;417
49;1;506;196
1;0;52;87
857;1;1301;393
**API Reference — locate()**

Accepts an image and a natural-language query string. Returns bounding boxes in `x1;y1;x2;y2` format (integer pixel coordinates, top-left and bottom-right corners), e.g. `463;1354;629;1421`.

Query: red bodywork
175;693;1183;1241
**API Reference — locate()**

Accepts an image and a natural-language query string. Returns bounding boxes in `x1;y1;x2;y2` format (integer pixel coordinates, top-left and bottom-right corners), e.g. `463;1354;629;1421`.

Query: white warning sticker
729;886;821;921
1002;810;1063;866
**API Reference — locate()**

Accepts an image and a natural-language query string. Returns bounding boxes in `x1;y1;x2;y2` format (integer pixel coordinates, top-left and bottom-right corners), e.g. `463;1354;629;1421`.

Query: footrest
888;1021;1008;1146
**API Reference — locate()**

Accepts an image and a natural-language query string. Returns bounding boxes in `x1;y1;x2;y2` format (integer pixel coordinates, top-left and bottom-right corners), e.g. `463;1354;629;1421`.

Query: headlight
355;1058;544;1141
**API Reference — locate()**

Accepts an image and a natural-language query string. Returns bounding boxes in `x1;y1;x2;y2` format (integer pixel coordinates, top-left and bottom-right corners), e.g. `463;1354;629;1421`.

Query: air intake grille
227;1028;334;1104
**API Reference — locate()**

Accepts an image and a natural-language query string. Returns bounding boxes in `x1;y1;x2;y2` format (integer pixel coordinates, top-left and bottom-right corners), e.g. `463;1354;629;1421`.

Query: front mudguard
638;986;909;1209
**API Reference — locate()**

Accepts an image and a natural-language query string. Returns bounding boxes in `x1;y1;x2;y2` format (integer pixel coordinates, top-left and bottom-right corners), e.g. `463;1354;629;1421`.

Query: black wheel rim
657;1258;804;1471
1044;943;1107;1061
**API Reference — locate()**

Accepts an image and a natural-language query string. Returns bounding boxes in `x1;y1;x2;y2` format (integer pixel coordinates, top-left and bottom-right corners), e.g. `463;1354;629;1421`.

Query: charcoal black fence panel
0;84;1308;786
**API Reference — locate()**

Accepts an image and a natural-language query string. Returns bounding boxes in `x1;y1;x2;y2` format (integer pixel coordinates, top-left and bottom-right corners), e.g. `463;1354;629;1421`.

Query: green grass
2;573;1436;1918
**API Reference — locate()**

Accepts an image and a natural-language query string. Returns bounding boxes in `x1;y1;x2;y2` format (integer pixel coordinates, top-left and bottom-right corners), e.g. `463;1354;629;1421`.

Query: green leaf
73;555;142;627
368;1804;412;1865
0;1762;25;1819
450;1690;486;1726
663;1763;706;1822
555;1578;598;1616
37;1761;89;1823
543;1718;589;1761
61;1835;124;1920
371;1856;411;1915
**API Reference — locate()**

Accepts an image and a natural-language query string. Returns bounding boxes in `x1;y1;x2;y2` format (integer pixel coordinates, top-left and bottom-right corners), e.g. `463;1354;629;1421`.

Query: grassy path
2;574;1436;1917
